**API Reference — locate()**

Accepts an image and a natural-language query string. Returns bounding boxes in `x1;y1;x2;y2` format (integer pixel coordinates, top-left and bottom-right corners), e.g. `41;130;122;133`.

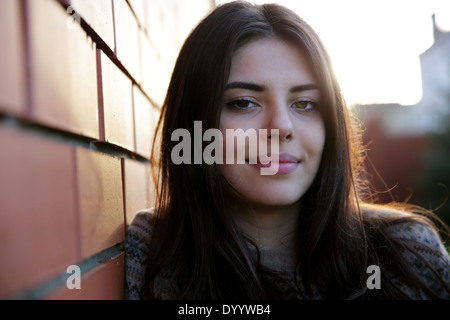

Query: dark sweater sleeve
386;219;450;299
123;211;154;300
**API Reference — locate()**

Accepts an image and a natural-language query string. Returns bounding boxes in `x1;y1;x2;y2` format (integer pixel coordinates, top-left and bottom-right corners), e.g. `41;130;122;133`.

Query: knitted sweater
123;208;450;300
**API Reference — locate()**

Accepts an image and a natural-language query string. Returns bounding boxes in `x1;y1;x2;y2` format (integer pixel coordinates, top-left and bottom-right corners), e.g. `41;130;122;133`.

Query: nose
266;101;294;142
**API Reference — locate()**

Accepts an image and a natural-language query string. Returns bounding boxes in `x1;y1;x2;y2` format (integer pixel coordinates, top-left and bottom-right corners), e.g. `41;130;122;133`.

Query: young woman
124;1;450;299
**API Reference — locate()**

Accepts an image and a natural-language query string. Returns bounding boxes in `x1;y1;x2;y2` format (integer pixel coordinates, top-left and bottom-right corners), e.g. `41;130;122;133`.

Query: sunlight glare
215;0;450;106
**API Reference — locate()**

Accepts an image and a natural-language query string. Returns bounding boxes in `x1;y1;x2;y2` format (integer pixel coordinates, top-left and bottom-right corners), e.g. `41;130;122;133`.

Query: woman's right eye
226;99;258;110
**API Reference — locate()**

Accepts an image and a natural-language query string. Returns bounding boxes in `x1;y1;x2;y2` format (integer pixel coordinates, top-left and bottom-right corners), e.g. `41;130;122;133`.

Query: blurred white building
357;14;450;137
415;14;450;134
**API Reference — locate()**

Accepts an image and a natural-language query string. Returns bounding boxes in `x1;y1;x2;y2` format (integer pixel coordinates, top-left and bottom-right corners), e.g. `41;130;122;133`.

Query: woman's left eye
292;100;317;111
226;99;257;110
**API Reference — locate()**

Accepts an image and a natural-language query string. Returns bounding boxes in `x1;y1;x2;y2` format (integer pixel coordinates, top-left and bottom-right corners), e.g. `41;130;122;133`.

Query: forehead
228;38;316;85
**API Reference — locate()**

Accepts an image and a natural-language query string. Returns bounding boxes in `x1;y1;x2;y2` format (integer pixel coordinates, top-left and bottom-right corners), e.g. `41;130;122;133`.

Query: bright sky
215;0;450;106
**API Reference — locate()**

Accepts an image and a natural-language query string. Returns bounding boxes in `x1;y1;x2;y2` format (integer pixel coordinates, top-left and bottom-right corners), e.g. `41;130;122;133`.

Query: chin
241;189;304;208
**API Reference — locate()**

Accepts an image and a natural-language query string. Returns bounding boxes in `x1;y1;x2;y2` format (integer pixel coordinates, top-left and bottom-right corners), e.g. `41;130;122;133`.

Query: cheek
219;118;229;162
313;126;326;160
296;118;325;156
219;117;232;149
219;118;253;163
218;163;248;202
219;163;237;184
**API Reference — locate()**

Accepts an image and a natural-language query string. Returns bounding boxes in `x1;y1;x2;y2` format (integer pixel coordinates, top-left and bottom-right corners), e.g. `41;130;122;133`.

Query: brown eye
292;100;317;111
226;99;257;110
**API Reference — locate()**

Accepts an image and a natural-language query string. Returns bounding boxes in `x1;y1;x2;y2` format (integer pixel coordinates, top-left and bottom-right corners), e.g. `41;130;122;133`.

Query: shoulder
124;208;157;258
360;203;448;250
124;208;180;300
126;209;156;240
124;209;157;256
361;203;450;298
123;208;156;300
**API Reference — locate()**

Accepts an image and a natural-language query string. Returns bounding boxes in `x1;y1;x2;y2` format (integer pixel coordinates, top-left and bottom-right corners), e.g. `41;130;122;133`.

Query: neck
232;201;301;250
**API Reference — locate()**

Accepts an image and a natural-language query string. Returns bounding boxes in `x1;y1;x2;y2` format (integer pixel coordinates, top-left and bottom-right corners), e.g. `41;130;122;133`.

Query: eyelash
291;99;318;112
226;98;258;110
225;98;318;112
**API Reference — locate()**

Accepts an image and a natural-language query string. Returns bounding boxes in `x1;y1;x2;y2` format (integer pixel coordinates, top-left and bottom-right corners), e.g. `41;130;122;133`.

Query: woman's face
219;38;326;208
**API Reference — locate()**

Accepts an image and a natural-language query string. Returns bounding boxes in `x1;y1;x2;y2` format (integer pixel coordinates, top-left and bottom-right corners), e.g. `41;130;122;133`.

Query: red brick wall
362;117;429;205
0;0;211;300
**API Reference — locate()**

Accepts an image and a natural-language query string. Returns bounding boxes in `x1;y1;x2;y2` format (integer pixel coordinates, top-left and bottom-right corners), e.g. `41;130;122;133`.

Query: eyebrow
290;83;319;93
225;81;319;93
225;81;266;91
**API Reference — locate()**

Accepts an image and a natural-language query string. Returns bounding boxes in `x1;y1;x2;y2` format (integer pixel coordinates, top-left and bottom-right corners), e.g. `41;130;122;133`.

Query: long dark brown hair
144;1;449;299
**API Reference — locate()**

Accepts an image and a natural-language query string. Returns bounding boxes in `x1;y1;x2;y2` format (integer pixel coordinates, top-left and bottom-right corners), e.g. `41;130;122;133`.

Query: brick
27;0;98;139
127;0;146;29
139;31;166;107
45;252;124;300
142;0;176;106
104;252;125;299
133;85;160;159
138;0;213;107
122;159;153;226
113;0;141;83
0;125;78;299
46;263;108;300
98;50;135;151
0;0;26;115
144;0;176;56
75;148;125;259
65;0;115;51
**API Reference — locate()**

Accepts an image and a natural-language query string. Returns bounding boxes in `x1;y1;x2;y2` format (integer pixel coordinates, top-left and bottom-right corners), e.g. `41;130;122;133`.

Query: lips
247;153;301;174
